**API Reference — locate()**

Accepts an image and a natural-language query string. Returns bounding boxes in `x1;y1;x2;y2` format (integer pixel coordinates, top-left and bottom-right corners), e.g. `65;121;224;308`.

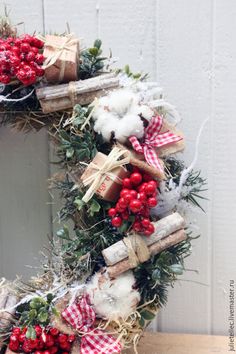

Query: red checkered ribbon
129;115;182;172
62;296;121;354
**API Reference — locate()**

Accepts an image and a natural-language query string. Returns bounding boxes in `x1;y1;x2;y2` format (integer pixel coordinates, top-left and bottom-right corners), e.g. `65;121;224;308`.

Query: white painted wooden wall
0;0;235;336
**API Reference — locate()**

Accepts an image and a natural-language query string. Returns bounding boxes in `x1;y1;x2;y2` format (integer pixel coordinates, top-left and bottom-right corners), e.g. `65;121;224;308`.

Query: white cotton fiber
86;270;140;321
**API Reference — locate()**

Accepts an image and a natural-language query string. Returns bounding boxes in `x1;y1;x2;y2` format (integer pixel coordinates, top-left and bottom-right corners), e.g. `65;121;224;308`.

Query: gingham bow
62;296;121;354
129;115;182;172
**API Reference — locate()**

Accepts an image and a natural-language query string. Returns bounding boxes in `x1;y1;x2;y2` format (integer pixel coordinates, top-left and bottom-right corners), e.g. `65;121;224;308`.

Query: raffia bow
123;233;150;268
62;296;121;354
129;115;182;172
82;147;130;203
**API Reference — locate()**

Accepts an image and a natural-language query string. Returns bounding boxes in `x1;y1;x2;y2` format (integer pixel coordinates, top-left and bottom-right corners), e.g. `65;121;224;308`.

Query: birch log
36;73;120;113
102;212;185;266
107;229;187;278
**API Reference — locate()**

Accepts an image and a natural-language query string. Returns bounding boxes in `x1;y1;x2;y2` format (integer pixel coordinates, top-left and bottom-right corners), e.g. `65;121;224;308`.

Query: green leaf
139;309;156;321
169;264;184;275
37;310;48;323
57;226;71;240
46;293;53;303
89;47;98;56
28;309;37;320
26;326;36;339
74;197;85;210
94;39;102;49
52;307;60;317
59;130;71;142
66;147;74;158
88;199;101;216
124;64;130;75
139;317;145;328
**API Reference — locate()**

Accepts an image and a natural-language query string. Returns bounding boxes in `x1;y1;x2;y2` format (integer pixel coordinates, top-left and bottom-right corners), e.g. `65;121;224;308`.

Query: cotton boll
108;89;138;117
100;116;119;142
92;96;109;120
115;114;144;143
131;105;154;121
86;270;140;321
93;112;114;134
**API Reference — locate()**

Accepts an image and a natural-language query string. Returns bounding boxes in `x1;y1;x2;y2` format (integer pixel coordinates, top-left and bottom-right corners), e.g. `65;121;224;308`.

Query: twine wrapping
123;234;150;268
68;81;77;106
82;147;130;203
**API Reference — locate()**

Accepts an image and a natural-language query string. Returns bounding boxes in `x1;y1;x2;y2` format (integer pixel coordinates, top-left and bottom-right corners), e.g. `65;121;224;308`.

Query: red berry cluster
9;325;75;354
108;171;158;236
0;35;44;85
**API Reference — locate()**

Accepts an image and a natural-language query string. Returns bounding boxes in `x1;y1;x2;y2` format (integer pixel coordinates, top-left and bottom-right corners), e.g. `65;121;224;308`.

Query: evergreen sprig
79;39;107;80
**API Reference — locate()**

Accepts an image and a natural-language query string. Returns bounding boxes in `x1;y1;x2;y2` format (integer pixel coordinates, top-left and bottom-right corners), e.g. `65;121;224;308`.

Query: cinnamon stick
102;212;185;266
107;229;186;278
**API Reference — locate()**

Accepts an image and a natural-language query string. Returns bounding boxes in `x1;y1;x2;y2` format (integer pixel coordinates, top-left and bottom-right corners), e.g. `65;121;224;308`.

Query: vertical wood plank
43;0;98;45
99;0;157;78
0;1;51;279
210;0;236;335
154;0;213;334
0;128;51;279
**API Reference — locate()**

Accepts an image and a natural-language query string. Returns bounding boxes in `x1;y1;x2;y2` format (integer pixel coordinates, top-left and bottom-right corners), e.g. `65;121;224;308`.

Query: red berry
129;190;138;199
132;221;142;232
32;38;44;49
50;346;58;354
121;210;129;220
145;182;156;196
12;327;21;336
44;351;51;354
20;42;31;53
9;341;19;352
14;38;22;46
61;352;69;354
123;192;132;204
120;188;130;197
122;178;132;189
35;53;45;64
25;51;36;62
141;218;151;228
34;325;42;337
108;208;117;217
11;45;21;56
118;197;128;208
10;335;18;343
22;34;33;44
138;182;148;193
35;351;43;354
130;172;142;186
67;334;76;343
45;334;54;347
0;74;10;84
58;334;68;344
115;204;125;213
22;339;33;353
143;173;153;182
129;199;142;213
111;216;122;227
18;333;26;343
30;46;39;54
138;191;147;202
144;223;155;236
29;338;39;349
147;197;157;208
59;342;71;351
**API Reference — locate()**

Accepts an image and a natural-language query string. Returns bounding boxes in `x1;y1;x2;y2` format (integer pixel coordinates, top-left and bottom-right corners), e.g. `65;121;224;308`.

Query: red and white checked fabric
129;115;182;171
62;296;121;354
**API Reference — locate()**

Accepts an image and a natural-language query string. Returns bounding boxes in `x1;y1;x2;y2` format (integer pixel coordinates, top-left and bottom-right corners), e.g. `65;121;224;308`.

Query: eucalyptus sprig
79;39;107;80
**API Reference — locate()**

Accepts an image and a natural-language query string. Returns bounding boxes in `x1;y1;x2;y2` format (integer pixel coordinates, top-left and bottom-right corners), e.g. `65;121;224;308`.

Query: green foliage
56;220;123;272
134;237;191;308
58;129;97;164
79;39;107;80
16;294;57;338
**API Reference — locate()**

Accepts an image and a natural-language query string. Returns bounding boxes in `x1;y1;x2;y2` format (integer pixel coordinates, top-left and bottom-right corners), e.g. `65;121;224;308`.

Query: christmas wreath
0;11;206;354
